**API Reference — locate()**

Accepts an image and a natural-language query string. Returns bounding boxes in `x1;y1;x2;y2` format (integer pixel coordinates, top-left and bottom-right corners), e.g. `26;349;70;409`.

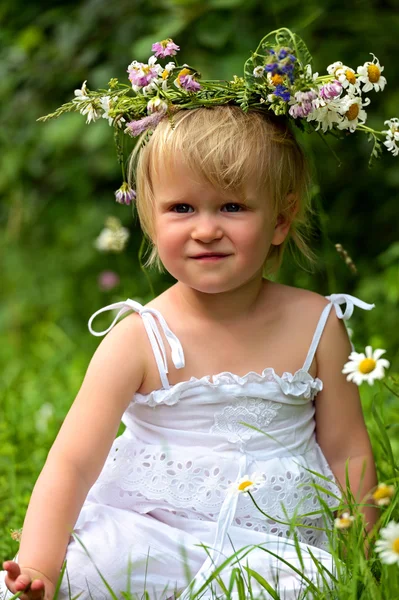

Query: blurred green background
1;0;398;559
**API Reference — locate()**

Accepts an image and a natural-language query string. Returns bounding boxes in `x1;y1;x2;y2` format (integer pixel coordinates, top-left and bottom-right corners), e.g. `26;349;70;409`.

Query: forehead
150;154;251;203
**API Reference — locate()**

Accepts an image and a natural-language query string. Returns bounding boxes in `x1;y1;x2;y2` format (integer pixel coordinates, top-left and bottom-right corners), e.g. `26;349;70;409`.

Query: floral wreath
39;28;398;205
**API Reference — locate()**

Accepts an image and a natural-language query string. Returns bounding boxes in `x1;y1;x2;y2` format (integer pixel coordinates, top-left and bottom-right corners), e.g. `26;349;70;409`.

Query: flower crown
39;28;398;205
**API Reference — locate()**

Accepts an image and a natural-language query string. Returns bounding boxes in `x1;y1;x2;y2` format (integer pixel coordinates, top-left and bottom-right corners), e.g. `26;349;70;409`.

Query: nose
191;215;223;243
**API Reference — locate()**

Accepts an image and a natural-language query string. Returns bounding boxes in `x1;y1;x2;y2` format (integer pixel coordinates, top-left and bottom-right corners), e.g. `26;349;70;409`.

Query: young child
2;29;391;600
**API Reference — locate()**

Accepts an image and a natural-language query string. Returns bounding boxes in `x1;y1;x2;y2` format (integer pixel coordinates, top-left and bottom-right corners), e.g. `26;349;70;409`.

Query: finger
3;560;21;580
30;578;45;598
14;573;33;591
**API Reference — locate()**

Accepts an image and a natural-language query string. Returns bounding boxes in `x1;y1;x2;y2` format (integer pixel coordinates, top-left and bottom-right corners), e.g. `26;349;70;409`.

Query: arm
4;313;147;594
315;308;378;532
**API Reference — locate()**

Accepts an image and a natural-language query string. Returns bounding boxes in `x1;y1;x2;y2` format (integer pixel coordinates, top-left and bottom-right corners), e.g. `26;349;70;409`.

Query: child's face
152;158;289;294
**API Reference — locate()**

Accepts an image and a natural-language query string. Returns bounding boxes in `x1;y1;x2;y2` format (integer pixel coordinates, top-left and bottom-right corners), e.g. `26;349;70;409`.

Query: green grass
1;326;398;599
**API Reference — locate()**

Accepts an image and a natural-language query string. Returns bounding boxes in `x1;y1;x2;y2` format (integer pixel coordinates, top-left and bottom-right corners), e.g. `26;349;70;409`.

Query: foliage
1;0;399;596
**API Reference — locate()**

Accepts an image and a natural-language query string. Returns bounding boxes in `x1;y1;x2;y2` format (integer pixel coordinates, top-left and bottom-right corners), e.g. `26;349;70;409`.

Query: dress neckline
135;365;322;401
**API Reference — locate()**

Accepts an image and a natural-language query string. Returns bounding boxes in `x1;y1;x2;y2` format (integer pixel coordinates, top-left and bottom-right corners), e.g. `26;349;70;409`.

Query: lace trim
133;368;323;407
209;396;282;444
90;440;340;523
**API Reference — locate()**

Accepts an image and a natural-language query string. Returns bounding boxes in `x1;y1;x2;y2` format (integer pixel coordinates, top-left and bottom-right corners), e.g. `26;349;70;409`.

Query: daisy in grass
357;54;387;92
334;512;355;530
375;521;399;565
342;346;390;385
372;483;395;507
232;472;265;495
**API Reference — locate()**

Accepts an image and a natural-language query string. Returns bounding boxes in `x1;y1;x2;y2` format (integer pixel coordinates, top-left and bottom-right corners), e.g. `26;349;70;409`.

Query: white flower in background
342;346;390;385
357;54;387;92
232;472;266;495
375;521;399;565
35;403;54;434
336;94;370;132
334;512;355;530
94;217;130;253
382;117;399;157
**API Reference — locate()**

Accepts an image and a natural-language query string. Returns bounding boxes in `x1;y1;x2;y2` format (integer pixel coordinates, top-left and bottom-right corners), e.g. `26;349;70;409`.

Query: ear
271;192;298;246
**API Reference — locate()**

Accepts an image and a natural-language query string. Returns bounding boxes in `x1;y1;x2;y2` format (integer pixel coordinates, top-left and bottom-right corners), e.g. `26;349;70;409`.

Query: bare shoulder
89;311;149;385
265;281;330;322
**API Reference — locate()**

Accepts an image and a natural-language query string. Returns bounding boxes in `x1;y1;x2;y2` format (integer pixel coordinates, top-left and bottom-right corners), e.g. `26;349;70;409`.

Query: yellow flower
334;512;355;530
372;483;395;507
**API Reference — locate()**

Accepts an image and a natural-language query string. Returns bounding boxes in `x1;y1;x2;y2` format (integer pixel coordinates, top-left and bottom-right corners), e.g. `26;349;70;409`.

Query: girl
1;105;377;599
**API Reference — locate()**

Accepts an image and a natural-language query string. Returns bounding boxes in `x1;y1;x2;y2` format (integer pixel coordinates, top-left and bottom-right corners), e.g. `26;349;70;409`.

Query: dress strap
302;293;375;373
88;299;185;390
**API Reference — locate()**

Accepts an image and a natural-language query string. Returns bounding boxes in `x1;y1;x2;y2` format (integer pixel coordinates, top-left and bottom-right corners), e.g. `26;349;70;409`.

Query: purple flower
265;63;278;72
274;85;291;102
319;80;343;101
179;74;201;92
125;112;163;137
127;57;161;89
288;89;318;118
289;102;312;118
281;63;294;74
114;182;136;205
152;39;180;58
278;49;288;59
98;271;120;291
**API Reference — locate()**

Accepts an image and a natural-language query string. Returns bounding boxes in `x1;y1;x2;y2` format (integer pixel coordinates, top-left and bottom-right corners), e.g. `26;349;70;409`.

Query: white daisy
375;521;399;565
334;512;355;530
357;54;387;92
327;61;344;76
336;94;370;132
232;472;266;495
383;118;399;157
342;345;390;385
334;66;361;94
307;98;343;133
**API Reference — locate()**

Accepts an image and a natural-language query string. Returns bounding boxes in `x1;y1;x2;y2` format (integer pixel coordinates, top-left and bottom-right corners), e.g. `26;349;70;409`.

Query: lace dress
0;293;374;600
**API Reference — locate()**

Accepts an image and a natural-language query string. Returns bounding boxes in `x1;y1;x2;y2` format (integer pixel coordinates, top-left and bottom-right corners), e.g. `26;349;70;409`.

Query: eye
222;203;244;212
170;203;193;213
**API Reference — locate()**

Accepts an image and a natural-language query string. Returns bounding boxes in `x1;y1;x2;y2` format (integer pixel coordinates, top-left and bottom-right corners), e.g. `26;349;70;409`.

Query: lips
191;253;229;258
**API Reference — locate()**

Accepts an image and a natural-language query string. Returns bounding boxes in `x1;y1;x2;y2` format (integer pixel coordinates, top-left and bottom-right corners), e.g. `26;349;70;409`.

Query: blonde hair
130;105;314;274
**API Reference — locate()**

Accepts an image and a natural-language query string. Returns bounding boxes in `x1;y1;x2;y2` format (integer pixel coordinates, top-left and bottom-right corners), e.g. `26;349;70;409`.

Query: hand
2;561;55;600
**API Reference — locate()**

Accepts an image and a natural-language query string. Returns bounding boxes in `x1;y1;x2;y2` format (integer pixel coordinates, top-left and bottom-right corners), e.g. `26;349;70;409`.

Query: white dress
0;293;374;600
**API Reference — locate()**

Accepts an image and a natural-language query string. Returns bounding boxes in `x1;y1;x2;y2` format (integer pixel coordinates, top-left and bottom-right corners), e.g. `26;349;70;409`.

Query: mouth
191;253;230;259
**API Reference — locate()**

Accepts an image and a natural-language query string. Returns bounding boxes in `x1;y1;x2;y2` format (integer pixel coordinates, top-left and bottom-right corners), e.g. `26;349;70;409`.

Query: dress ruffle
134;367;323;407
